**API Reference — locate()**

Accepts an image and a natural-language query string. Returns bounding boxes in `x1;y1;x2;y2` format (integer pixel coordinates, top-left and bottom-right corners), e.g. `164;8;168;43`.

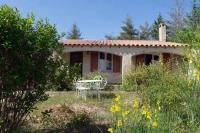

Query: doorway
70;52;83;75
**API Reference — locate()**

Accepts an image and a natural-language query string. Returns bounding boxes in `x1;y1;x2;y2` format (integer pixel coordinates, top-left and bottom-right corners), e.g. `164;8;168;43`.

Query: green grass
32;91;136;116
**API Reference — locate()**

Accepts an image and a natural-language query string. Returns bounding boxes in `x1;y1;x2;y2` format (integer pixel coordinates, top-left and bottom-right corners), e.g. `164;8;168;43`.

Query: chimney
159;23;166;42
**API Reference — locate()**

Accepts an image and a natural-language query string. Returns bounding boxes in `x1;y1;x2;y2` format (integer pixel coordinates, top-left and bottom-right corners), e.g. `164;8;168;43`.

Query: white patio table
75;79;107;99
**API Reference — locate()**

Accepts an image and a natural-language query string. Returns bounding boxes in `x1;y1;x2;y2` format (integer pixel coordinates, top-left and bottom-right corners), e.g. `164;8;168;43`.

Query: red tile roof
63;39;187;48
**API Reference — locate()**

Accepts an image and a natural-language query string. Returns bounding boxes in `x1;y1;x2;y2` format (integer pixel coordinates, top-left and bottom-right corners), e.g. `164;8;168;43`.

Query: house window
145;54;160;65
99;52;112;71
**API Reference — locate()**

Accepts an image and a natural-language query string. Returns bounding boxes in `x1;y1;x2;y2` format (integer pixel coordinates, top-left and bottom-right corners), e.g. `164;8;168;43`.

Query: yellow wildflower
152;121;158;128
108;128;113;133
122;110;130;117
146;111;152;119
115;105;120;112
115;95;121;102
110;104;120;113
117;120;123;127
133;99;139;109
142;106;148;115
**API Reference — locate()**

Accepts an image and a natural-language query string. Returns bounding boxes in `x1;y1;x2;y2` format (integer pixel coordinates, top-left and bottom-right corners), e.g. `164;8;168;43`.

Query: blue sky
0;0;192;39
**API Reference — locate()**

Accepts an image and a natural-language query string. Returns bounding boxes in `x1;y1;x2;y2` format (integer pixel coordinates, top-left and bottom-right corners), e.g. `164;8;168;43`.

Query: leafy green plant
83;71;108;80
119;61;200;132
0;5;63;132
67;111;92;129
51;60;81;91
108;95;161;133
121;65;148;91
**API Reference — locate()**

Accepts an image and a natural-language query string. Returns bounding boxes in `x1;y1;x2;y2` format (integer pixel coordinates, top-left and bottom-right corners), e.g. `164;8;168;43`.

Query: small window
107;53;112;61
106;53;112;70
154;55;159;61
100;52;105;59
99;52;112;71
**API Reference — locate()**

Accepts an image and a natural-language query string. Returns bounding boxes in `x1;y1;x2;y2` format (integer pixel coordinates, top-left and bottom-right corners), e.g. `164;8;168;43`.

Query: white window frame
98;52;113;72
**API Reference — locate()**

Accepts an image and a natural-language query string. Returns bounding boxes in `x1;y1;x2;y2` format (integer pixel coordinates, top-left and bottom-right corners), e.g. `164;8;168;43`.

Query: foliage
119;16;139;40
139;22;152;40
185;0;200;28
0;5;62;132
121;65;148;92
105;16;138;40
108;95;161;133
66;23;82;39
83;71;108;80
173;25;200;49
105;34;119;40
67;111;92;129
51;59;81;91
118;62;200;132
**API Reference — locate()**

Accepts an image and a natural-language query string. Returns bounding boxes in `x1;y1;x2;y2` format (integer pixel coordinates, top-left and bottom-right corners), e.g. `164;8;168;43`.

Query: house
62;24;186;84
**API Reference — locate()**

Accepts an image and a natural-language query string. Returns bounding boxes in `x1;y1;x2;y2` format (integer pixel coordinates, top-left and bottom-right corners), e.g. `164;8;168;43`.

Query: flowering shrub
113;60;200;132
108;95;161;133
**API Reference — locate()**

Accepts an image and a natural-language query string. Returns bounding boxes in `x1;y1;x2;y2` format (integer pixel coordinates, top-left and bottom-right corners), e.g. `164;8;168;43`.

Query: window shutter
90;52;98;72
113;55;121;73
136;54;145;66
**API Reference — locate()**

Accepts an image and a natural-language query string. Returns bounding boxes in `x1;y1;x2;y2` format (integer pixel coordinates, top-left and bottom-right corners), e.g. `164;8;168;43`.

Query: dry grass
19;91;137;132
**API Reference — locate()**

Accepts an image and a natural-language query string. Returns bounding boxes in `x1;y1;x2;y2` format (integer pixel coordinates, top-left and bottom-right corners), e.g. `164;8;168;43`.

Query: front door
70;52;83;75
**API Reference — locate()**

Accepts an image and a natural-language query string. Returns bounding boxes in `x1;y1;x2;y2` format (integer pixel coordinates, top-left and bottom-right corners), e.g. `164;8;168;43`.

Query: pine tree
119;16;139;40
105;34;119;40
139;22;152;40
168;0;185;38
66;23;82;39
151;14;165;40
185;0;200;28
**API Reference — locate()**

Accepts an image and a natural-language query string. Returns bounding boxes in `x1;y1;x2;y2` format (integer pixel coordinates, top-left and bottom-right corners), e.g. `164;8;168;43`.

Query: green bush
118;62;200;132
0;5;62;132
67;111;92;129
83;71;108;80
121;65;148;91
51;60;81;91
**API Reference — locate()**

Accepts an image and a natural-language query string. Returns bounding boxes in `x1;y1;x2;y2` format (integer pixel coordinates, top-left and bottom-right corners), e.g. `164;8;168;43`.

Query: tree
173;26;200;48
139;22;152;40
66;23;82;39
185;0;200;28
151;14;165;40
105;34;119;40
0;5;62;132
168;0;185;38
119;16;139;40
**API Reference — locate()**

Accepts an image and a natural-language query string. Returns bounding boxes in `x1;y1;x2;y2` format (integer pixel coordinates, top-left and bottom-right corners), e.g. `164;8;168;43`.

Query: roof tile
63;39;187;48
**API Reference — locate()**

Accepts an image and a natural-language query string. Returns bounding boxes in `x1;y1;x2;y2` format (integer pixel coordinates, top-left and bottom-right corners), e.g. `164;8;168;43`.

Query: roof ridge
63;39;187;47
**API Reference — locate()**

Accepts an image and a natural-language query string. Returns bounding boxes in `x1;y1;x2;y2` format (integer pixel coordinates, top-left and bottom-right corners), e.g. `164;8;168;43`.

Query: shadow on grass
18;123;108;133
86;92;116;100
45;124;108;133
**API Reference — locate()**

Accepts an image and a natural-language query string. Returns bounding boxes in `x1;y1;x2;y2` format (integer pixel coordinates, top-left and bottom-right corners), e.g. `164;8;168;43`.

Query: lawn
21;91;136;133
